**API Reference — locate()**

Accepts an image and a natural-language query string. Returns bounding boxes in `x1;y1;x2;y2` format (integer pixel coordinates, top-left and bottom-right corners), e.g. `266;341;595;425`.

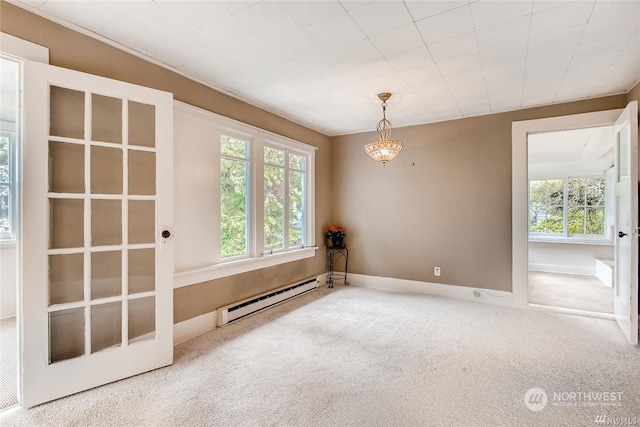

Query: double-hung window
220;135;251;259
207;108;315;278
528;175;608;241
264;145;307;253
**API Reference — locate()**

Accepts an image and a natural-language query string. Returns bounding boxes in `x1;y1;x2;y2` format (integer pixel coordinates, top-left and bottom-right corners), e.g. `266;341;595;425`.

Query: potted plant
325;225;346;248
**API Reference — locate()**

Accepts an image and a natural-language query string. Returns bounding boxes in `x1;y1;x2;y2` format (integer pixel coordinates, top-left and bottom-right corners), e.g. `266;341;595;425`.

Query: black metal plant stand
326;246;349;288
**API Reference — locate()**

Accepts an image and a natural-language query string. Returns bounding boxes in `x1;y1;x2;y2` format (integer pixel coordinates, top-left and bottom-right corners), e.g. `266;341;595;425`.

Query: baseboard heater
217;277;318;326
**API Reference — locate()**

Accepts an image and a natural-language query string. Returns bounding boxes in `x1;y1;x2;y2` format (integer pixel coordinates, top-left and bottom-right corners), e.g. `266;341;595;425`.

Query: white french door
613;101;638;345
21;61;174;407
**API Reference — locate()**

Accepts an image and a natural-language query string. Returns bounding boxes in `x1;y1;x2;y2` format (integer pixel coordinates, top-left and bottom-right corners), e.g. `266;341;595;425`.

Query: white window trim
173;101;317;289
528;174;611;244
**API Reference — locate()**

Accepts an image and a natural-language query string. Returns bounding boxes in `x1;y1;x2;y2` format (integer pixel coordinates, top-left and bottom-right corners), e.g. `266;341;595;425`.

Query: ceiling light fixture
364;92;403;166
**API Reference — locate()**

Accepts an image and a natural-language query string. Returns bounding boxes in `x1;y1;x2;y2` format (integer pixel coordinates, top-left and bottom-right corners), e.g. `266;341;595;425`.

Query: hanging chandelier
364;92;403;166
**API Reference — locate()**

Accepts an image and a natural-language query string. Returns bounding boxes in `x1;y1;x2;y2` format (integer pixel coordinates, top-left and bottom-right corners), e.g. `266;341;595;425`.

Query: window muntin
220;135;250;258
529;176;607;241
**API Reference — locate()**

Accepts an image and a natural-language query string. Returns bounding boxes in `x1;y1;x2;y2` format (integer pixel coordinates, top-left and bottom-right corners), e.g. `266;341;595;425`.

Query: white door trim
511;109;623;308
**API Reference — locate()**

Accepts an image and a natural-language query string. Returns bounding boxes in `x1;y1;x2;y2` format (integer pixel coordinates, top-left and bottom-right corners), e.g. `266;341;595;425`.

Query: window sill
0;239;16;249
173;246;318;288
528;237;612;246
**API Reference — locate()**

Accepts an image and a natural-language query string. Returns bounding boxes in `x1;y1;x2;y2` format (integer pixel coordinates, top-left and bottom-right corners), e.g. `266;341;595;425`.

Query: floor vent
217;277;318;326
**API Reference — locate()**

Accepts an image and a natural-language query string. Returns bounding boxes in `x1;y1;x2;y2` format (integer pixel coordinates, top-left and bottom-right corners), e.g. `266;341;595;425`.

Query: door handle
162;230;171;239
618;231;628;238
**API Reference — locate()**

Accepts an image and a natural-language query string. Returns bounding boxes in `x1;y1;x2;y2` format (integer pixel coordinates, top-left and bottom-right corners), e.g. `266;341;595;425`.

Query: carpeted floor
0;317;18;411
528;272;614;313
1;285;639;426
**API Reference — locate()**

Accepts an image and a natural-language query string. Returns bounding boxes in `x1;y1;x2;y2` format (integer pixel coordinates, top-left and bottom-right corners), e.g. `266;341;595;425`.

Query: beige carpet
529;272;614;313
2;285;639;426
0;317;18;410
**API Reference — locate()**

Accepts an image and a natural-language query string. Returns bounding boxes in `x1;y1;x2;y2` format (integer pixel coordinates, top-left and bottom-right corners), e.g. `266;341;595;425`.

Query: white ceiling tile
489;98;522;112
348;1;414;37
369;24;424;57
339;1;375;11
444;69;485;95
459;100;491;116
474;16;530;52
263;29;328;63
234;2;302;40
478;40;528;67
279;1;346;28
531;0;574;14
216;1;262;15
527;25;583;56
529;1;594;39
590;0;640;22
306;11;366;49
386;46;435;72
399;64;442;83
428;32;478;63
483;59;526;87
469;0;532;30
349;59;396;80
415;5;474;45
405;1;468;21
410;78;454;101
158;2;231;29
40;0;145;32
436;53;482;75
331;39;381;67
432;105;463;121
580;15;639;46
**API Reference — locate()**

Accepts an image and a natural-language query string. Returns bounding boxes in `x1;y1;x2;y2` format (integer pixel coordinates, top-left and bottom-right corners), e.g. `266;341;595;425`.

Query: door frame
0;32;49;411
511;108;623;308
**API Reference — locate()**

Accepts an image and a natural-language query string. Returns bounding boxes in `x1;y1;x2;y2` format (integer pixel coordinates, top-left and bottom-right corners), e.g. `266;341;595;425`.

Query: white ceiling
528;125;615;174
12;0;640;136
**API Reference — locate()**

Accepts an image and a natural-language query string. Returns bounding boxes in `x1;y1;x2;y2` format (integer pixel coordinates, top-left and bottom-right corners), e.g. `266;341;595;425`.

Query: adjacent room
0;0;639;425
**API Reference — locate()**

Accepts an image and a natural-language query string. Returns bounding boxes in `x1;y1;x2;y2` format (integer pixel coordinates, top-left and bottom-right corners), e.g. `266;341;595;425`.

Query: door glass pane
128;101;155;148
91;302;122;353
129;296;155;343
49;141;84;193
128;249;155;294
91;199;122;246
50;86;85;139
91;251;122;299
49;253;84;305
91;94;122;144
618;124;629;182
49;198;84;249
49;308;85;363
128;200;155;244
128;150;155;195
91;146;123;194
0;185;8;233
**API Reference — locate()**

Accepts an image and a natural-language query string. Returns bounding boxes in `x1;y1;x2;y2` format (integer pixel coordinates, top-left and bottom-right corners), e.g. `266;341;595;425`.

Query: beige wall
331;95;627;292
0;1;332;322
628;80;640;104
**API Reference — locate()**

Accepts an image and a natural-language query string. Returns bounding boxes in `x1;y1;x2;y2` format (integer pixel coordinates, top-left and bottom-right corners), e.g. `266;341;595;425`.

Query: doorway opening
0;54;21;411
527;126;615;315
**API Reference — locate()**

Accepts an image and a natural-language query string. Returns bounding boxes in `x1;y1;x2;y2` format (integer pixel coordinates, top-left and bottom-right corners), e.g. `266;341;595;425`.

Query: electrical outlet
473;290;481;298
434;267;441;276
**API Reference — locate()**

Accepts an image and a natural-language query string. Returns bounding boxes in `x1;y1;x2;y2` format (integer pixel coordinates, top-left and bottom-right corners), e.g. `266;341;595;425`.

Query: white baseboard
173;310;217;346
347;273;515;306
528;263;594;276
